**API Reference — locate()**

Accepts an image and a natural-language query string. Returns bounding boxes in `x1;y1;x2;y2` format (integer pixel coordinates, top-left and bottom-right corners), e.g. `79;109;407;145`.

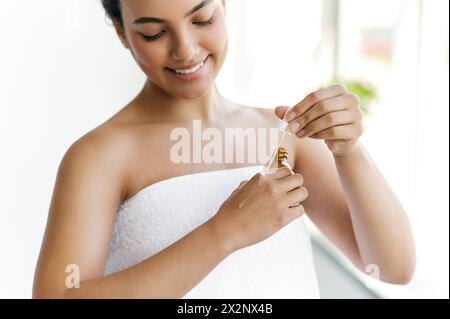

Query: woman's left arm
276;84;416;284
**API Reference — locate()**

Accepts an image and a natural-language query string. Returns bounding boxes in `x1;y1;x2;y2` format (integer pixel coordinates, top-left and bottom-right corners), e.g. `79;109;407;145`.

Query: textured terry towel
104;165;319;299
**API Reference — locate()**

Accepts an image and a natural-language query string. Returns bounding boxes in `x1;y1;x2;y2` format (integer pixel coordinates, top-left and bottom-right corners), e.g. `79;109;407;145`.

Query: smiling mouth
166;55;210;75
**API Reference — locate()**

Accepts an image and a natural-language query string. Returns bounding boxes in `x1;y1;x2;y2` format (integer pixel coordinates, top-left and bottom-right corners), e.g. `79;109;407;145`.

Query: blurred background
0;0;448;299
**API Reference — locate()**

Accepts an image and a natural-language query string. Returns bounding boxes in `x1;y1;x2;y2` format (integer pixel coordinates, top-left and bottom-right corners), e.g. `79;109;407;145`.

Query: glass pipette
262;110;293;175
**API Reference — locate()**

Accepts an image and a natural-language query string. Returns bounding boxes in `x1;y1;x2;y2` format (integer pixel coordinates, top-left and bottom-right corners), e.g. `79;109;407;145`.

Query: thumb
237;173;267;209
233;180;248;192
275;106;290;120
231;179;251;196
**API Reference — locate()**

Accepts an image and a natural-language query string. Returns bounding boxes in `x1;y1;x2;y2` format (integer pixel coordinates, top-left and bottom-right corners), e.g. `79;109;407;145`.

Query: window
219;0;449;298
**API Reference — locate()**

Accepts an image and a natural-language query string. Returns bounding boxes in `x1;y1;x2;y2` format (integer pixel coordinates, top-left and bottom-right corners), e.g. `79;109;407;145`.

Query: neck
135;79;225;126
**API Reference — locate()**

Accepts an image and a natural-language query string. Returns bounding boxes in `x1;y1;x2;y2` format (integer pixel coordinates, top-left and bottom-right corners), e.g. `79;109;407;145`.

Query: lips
166;55;210;72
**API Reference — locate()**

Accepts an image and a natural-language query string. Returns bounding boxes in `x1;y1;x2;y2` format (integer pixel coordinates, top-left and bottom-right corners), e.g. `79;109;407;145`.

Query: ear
113;22;129;49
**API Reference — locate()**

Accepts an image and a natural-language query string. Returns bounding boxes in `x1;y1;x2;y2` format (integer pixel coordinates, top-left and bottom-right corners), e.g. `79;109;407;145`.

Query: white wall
336;0;449;298
0;0;145;298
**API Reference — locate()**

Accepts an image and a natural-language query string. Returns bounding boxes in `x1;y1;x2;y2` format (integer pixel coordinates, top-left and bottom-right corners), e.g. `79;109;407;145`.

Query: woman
33;0;415;298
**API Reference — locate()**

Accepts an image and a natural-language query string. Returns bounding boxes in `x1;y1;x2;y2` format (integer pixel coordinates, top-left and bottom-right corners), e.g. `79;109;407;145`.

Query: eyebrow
133;0;214;25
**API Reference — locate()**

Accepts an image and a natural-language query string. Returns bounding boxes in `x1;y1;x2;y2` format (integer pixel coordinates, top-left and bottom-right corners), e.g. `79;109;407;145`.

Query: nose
170;31;200;62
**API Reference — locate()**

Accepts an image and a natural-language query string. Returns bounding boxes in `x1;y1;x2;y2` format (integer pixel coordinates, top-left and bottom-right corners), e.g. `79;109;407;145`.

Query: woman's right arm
62;215;232;299
33;134;307;298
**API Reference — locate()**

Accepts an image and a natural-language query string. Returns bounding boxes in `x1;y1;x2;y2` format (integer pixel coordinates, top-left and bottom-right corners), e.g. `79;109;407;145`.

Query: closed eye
193;16;215;26
140;30;166;42
139;16;214;42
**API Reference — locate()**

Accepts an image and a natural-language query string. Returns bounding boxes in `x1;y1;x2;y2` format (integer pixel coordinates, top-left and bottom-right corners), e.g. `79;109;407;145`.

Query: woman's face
117;0;228;100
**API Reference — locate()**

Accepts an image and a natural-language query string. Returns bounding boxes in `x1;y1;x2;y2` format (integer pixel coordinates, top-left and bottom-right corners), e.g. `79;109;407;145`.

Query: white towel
105;165;319;298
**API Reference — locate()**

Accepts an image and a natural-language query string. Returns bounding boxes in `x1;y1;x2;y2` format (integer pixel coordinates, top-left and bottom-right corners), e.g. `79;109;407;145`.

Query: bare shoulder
245;105;328;163
59;121;136;204
236;102;335;174
238;104;311;168
66;122;133;161
246;105;277;124
251;106;275;118
228;103;279;128
294;130;348;169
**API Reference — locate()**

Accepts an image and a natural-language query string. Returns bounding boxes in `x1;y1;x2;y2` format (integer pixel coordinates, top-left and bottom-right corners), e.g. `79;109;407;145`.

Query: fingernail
290;122;300;133
286;112;296;122
297;130;306;138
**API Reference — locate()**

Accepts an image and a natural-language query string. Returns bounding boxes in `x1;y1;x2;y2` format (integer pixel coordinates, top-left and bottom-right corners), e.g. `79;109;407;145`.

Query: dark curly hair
102;0;123;26
102;0;226;27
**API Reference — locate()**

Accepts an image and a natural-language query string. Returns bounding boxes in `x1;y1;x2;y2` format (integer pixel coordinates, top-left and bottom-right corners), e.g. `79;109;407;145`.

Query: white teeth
173;60;204;74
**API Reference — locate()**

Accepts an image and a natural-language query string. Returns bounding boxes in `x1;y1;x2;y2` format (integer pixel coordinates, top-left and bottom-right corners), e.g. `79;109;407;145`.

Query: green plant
320;79;378;116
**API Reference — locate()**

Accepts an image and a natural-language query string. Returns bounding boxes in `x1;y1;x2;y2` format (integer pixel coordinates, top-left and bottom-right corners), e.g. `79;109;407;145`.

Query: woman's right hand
211;166;308;253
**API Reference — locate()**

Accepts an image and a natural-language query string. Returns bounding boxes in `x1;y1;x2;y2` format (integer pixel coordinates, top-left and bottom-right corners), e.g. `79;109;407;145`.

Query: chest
123;121;299;201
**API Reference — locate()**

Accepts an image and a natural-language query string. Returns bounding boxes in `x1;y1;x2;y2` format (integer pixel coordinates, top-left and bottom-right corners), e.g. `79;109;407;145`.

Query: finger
288;95;353;135
309;125;359;140
286;187;308;207
279;173;304;192
283;204;306;225
242;173;263;189
232;180;248;193
266;166;293;180
285;84;348;123
296;110;355;139
275;106;290;120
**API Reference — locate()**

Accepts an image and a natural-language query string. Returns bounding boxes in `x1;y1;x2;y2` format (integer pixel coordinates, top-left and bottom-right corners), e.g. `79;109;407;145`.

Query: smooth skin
33;0;415;298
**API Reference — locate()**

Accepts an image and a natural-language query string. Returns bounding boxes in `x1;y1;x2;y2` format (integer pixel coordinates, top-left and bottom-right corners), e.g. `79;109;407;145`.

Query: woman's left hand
275;84;364;157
